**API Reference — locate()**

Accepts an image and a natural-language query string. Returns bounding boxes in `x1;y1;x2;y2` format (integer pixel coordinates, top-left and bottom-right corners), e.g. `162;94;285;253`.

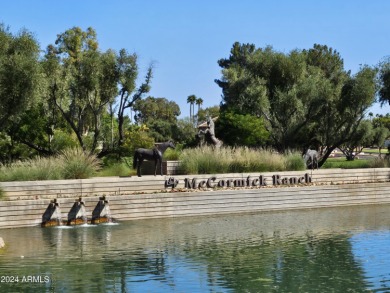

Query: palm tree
187;95;197;125
196;97;203;113
195;97;203;125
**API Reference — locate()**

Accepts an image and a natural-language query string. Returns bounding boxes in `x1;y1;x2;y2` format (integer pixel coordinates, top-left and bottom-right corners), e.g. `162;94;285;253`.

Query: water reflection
0;205;390;292
352;231;390;292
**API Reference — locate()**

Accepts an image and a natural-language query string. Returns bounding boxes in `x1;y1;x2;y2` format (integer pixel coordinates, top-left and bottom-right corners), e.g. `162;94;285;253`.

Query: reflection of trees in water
36;227;171;292
0;231;369;293
3;204;386;292
36;222;371;292
181;234;369;292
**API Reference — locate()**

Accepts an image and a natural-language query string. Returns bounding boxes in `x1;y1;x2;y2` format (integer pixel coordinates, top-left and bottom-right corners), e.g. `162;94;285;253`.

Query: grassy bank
322;157;390;169
322;158;371;169
0;146;388;182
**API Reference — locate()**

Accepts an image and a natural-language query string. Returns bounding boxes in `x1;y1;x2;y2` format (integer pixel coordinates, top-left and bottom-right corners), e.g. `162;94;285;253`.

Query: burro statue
197;116;222;148
303;149;319;170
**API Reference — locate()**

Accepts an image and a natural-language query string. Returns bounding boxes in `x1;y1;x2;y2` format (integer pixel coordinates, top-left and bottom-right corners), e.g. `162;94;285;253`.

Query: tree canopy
0;23;389;166
0;24;42;128
133;96;180;125
215;42;379;165
43;27;119;153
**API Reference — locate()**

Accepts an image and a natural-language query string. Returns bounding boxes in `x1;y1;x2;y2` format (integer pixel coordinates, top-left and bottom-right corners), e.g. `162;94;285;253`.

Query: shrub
163;144;183;161
285;153;306;171
121;128;155;157
97;162;135;177
59;148;101;179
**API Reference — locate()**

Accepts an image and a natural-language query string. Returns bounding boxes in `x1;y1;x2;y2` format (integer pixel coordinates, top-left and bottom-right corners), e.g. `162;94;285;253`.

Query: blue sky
2;0;390;117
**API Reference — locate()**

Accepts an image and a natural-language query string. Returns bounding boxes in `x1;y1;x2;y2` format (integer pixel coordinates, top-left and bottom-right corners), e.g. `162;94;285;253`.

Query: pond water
1;205;390;292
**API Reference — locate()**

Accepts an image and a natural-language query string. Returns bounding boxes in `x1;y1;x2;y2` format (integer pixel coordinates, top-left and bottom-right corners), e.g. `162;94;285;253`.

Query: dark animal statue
133;141;175;177
197;116;222;147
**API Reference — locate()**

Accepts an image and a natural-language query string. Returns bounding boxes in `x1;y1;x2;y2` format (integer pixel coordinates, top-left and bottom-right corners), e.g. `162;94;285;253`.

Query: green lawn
362;148;387;154
322;157;372;169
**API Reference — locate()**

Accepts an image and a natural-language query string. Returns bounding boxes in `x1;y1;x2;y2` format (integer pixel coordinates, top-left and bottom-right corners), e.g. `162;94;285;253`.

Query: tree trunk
318;146;337;168
118;114;124;146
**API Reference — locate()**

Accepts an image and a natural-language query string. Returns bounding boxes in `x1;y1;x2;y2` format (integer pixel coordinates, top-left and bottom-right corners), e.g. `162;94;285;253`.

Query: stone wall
140;161;182;175
1;168;388;201
0;168;389;228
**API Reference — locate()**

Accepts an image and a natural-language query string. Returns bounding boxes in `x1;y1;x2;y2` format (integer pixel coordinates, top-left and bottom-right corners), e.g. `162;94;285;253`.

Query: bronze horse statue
197;116;222;147
133;141;175;177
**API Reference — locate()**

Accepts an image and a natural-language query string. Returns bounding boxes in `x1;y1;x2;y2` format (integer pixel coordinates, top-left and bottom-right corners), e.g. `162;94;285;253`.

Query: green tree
133;96;180;142
372;114;390;130
216;42;323;151
121;125;154;157
215;111;269;146
7;103;55;155
133;96;180;124
197;106;220;124
371;115;390;157
339;120;373;160
172;117;197;145
378;58;390;106
116;49;153;146
195;97;203;113
0;131;32;162
146;120;174;142
315;65;377;163
216;42;377;166
0;24;42;128
372;125;389;157
187;94;197;125
43;27;118;153
195;97;203;125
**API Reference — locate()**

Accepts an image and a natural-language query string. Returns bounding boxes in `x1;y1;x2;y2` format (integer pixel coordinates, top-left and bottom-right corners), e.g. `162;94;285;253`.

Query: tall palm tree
187;95;197;125
195;97;203;125
196;97;203;113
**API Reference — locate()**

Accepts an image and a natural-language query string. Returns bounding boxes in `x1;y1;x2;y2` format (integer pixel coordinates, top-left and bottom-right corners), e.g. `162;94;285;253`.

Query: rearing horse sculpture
133;141;175;177
197;116;222;148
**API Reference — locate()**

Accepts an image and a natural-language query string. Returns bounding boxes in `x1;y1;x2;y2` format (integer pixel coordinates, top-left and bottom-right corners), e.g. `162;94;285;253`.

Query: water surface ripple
0;205;390;292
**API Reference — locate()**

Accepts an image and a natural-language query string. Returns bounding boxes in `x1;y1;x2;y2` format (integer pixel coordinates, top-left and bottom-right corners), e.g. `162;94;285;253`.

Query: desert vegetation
0;148;101;181
179;146;306;174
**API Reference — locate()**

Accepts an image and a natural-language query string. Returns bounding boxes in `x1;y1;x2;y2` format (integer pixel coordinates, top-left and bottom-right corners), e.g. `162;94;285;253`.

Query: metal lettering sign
165;173;312;189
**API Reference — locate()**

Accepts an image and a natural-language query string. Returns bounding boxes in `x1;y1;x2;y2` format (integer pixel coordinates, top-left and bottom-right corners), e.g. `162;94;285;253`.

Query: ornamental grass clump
196;147;231;174
179;146;230;174
179;146;305;174
0;148;101;181
284;152;307;171
368;157;390;168
59;148;101;179
236;148;285;172
0;157;62;181
97;161;135;177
